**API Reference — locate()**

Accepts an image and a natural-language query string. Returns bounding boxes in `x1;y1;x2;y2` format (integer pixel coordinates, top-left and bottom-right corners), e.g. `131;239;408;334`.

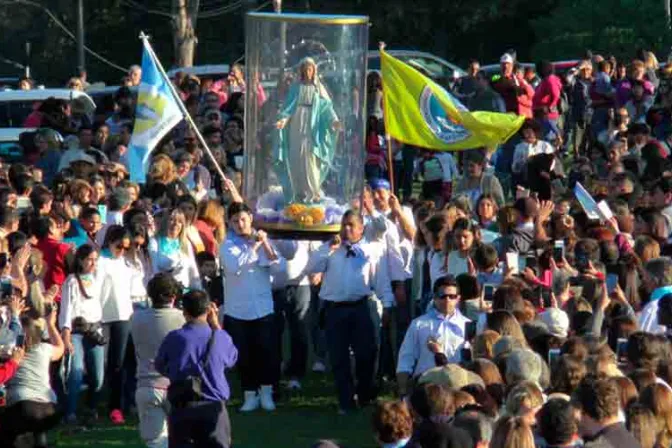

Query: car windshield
0;100;40;127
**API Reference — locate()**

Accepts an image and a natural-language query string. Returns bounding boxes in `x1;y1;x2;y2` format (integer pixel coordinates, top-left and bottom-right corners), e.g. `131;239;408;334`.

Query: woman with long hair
433;218;481;280
0;309;64;445
58;244;105;424
640;383;672;448
490;415;535;448
98;225;134;424
195;199;226;257
148;209;201;291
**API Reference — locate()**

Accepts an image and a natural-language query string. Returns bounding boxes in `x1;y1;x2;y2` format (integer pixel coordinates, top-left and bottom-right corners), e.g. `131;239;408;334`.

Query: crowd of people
0;45;672;448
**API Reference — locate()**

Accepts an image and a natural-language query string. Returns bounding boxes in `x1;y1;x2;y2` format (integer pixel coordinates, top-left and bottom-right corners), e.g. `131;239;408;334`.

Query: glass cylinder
244;13;369;238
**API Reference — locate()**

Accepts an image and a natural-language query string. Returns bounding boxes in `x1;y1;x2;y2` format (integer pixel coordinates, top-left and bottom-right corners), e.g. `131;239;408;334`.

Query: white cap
500;53;514;64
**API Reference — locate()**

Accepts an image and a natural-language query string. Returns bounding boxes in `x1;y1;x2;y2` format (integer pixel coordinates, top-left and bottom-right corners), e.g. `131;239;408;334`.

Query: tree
172;0;200;67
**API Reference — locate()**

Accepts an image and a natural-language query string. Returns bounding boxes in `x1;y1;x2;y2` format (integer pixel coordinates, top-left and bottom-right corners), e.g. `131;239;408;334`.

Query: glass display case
243;12;369;238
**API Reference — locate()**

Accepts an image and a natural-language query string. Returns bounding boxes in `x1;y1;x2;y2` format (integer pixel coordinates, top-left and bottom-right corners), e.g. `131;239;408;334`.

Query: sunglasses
436;293;459;301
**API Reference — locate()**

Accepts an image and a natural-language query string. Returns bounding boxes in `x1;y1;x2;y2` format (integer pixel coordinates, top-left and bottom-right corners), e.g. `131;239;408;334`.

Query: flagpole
379;43;395;193
139;32;228;183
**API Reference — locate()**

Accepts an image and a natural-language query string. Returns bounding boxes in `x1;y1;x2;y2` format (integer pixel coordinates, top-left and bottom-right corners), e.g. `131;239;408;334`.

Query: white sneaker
239;390;260;412
286;379;302;390
259;385;276;411
312;360;327;373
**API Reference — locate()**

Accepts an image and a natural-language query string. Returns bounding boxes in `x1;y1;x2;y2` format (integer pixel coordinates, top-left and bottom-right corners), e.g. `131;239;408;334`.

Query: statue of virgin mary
275;57;340;204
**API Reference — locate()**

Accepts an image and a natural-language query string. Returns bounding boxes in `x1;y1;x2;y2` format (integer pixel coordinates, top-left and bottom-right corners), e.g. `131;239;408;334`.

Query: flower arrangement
283;204;326;226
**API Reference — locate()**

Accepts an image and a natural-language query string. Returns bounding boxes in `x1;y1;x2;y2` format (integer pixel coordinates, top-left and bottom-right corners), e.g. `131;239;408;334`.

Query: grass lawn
56;372;388;448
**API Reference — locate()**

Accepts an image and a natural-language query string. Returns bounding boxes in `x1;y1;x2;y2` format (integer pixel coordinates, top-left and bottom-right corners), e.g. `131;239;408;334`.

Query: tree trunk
172;0;200;67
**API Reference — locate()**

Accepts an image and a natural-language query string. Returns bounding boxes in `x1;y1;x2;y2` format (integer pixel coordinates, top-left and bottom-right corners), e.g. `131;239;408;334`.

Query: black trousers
168;400;231;448
223;314;278;392
0;400;61;447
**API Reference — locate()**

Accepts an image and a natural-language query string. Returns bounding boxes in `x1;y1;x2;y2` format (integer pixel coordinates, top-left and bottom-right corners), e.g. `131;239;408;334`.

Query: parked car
480;60;580;78
367;50;467;80
0;88;96;128
0;128;35;163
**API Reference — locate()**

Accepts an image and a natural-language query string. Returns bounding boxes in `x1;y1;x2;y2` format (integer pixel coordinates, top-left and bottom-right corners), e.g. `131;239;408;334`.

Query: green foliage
531;0;672;60
0;0;670;86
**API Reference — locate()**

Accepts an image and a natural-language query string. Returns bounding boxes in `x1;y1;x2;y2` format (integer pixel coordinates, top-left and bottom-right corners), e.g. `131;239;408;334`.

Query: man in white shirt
396;275;470;396
368;179;415;377
307;210;388;413
219;202;285;412
272;239;320;390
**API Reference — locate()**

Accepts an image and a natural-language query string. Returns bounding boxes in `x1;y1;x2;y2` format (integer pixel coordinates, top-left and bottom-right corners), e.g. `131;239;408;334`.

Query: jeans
168;400;230;448
394;145;416;201
223;314;277;392
275;285;311;379
66;334;105;417
324;299;378;410
136;386;170;448
104;320;131;411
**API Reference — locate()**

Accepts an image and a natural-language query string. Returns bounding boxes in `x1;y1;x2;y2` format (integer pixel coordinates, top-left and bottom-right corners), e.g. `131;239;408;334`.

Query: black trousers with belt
168;400;231;448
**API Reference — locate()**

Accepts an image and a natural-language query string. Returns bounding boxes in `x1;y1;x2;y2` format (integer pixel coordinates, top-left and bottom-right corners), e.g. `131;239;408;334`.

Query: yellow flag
380;50;525;150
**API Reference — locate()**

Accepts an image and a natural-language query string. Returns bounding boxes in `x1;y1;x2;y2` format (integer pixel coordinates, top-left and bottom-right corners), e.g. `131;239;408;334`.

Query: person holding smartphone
396;275;470;397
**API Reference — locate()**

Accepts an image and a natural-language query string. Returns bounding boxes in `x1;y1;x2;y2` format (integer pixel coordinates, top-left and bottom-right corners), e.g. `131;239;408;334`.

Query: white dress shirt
512;140;554;174
220;232;286;320
367;208;415;280
271;239;321;288
307;238;388;303
59;274;104;329
397;306;470;377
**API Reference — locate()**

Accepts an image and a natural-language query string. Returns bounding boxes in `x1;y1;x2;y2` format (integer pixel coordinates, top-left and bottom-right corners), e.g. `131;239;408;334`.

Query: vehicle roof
480;60;580;73
367;50;467;76
86;85;138;95
0;88;96;116
166;64;231;78
0;128;35;142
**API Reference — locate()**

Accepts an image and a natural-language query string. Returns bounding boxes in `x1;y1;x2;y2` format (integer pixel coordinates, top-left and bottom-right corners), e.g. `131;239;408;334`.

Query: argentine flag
128;39;183;183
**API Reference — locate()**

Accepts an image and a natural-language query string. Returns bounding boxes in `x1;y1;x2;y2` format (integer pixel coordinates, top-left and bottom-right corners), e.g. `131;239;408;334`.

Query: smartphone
616;338;628;362
0;280;12;298
525;256;538;271
575;252;589;271
553;240;565;263
0;253;7;270
461;347;473;363
465;321;477;341
548;348;561;367
540;288;552;308
506;252;519;275
483;284;495;305
15;334;25;348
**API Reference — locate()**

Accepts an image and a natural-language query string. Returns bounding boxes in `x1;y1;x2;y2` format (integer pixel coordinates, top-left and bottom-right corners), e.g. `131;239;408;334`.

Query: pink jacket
533;75;563;120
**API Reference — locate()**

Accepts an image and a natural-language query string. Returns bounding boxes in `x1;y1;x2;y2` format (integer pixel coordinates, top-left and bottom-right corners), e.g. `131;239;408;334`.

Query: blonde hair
69;179;93;204
491;416;535;448
149;154;177;184
472;329;501;360
197;199;226;244
505;381;544;417
157;209;190;254
645;52;659;71
640;384;672;448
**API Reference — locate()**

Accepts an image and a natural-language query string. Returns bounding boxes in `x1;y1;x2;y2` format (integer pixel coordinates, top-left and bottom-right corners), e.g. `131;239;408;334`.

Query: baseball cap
500;53;514;64
539;308;570;338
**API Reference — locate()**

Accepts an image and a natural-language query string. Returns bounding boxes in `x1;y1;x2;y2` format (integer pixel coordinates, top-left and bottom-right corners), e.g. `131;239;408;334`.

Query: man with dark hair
538;398;579;448
131;273;186;448
64;206;102;249
156;290;237;448
573;377;639;448
650;177;672;236
626;331;664;370
0;206;20;240
307;210;391;413
396;275;470;396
